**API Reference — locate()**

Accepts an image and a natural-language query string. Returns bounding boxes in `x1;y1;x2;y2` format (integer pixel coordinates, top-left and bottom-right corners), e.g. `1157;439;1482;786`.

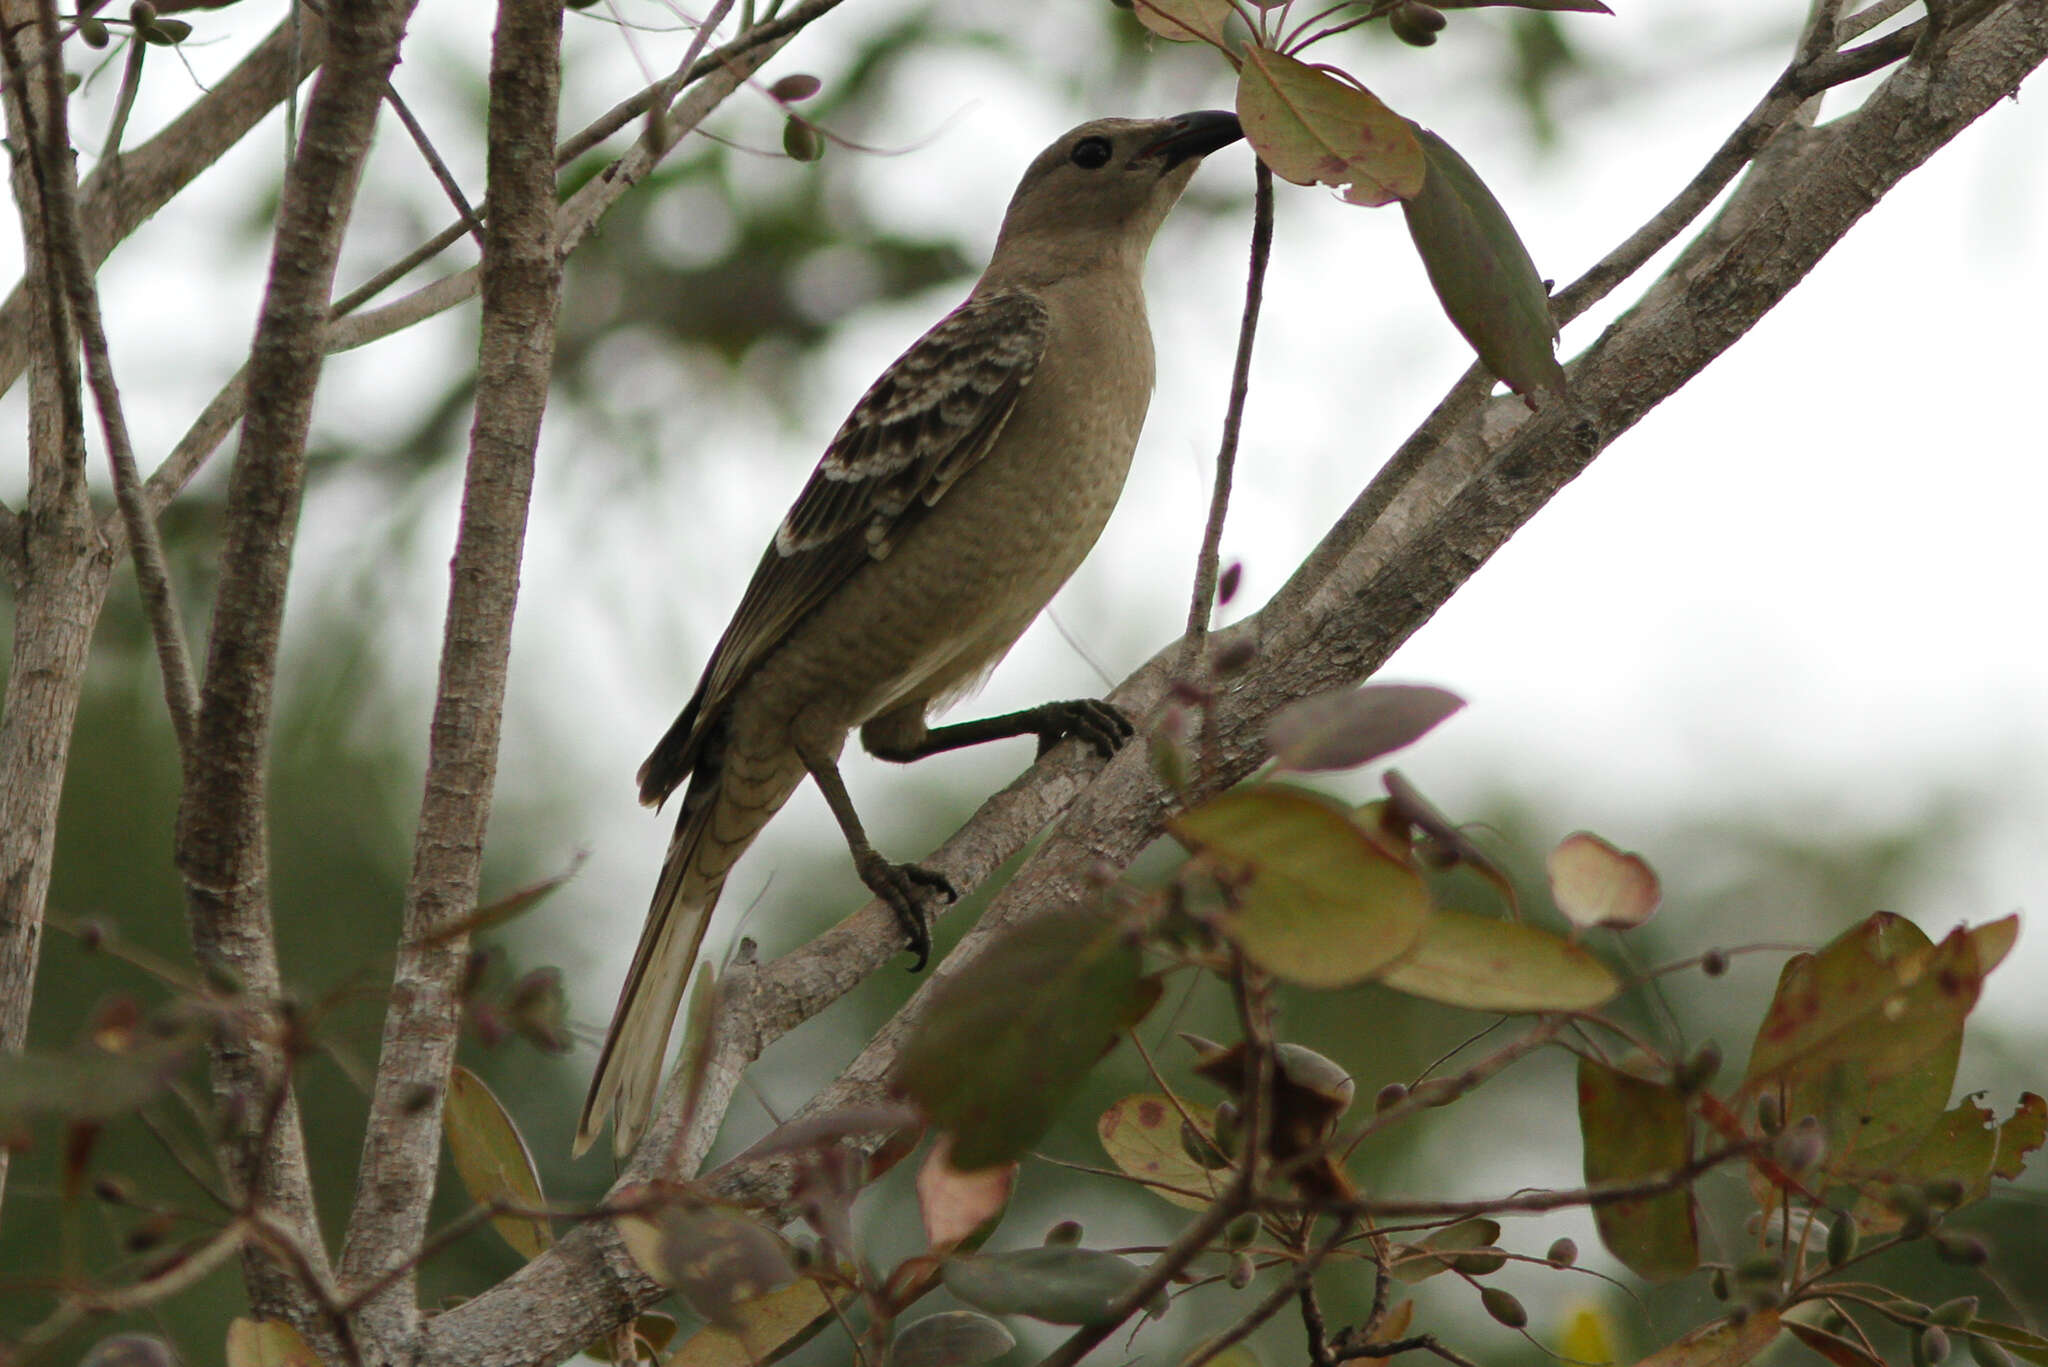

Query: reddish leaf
918;1137;1015;1252
1548;831;1661;930
1784;1320;1885;1367
1627;1312;1781;1367
1267;683;1464;772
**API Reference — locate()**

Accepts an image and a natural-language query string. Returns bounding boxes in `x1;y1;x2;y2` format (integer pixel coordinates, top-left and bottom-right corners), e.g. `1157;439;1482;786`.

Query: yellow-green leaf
445;1065;550;1260
1098;1093;1229;1212
225;1319;324;1367
1173;785;1430;988
1379;908;1619;1011
1235;47;1423;206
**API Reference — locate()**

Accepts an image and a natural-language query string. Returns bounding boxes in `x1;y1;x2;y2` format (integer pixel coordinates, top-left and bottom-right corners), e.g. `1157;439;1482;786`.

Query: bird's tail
575;746;805;1159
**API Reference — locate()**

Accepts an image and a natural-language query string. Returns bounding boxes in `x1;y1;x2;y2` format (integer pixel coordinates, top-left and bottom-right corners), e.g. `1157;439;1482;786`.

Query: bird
577;110;1246;1159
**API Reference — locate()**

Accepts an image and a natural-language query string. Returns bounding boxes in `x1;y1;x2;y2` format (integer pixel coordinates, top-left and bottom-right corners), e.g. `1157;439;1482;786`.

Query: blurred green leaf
1391;1216;1500;1283
1400;125;1564;400
224;1318;323;1367
1130;0;1231;45
943;1246;1154;1325
894;908;1159;1170
661;1278;847;1366
1578;1056;1698;1281
616;1197;797;1329
1380;907;1619;1011
1628;1312;1780;1367
890;1311;1017;1367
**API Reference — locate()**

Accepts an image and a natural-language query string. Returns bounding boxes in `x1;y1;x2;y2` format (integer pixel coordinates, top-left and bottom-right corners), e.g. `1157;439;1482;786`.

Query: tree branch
334;0;564;1349
171;0;424;1328
17;0;202;750
0;11;329;397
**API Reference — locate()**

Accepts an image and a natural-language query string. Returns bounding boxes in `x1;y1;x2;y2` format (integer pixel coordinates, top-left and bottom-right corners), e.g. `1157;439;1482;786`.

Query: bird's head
986;111;1244;284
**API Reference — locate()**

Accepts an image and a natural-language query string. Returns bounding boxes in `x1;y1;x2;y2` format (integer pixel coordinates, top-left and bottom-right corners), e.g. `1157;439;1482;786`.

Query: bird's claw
854;851;957;972
1030;698;1135;760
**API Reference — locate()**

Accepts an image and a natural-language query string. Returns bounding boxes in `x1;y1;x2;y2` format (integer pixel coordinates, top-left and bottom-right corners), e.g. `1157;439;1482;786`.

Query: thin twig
19;0;200;749
100;28;148;160
1177;158;1274;678
1180;1217;1357;1367
382;79;487;248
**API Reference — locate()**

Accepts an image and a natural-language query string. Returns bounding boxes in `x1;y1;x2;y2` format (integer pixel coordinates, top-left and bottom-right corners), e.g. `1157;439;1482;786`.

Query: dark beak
1143;109;1244;169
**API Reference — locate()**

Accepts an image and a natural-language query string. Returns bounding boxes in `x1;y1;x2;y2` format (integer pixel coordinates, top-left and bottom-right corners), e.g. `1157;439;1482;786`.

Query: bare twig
16;0;202;749
1177;158;1274;676
1180;1217;1357;1367
334;0;565;1348
383;78;488;248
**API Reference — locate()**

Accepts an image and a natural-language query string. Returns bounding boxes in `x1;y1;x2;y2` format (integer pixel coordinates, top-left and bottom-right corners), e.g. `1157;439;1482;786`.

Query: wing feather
639;290;1049;806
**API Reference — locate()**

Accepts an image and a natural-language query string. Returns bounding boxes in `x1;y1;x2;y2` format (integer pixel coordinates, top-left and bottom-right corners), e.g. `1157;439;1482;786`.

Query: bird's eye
1069;136;1113;170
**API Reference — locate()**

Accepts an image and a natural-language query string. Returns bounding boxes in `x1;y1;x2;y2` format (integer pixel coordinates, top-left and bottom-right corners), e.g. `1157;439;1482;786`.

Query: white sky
4;0;2041;1156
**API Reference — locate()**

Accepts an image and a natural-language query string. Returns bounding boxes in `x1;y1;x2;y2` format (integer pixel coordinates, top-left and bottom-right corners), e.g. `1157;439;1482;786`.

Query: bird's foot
1029;698;1135;760
853;848;957;971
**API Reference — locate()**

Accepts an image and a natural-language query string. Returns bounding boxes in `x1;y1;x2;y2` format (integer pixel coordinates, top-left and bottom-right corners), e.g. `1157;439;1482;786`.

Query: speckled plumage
580;112;1243;1159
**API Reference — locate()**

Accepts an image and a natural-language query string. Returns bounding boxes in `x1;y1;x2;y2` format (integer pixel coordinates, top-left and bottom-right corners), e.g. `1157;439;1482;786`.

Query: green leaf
1172;785;1431;987
1964;1321;2048;1367
893;908;1160;1170
942;1246;1152;1325
1130;0;1232;44
1399;126;1565;400
444;1065;550;1260
1266;683;1464;772
1578;1056;1698;1281
224;1319;323;1367
891;1311;1018;1367
1235;47;1423;206
1628;1311;1780;1367
1741;915;2013;1196
1098;1093;1229;1212
1381;907;1619;1011
1390;1216;1500;1283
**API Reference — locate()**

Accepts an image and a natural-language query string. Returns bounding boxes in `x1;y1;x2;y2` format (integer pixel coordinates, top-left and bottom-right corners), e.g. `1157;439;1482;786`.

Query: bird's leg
868;699;1135;763
797;740;957;970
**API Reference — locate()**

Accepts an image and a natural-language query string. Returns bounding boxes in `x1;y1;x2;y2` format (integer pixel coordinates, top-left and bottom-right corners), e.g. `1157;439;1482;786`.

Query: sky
3;0;2042;1171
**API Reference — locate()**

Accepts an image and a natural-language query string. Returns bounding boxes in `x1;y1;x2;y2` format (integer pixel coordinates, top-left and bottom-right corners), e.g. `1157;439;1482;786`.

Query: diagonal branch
334;0;565;1348
171;0;425;1329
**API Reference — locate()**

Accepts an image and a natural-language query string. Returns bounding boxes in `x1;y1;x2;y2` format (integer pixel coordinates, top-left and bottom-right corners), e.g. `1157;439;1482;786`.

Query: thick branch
0;0;111;1217
413;7;2046;1358
172;0;422;1326
334;0;564;1348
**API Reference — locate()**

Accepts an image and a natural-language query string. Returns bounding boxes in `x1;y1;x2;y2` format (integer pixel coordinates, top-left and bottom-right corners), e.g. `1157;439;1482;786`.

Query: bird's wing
640;290;1050;806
